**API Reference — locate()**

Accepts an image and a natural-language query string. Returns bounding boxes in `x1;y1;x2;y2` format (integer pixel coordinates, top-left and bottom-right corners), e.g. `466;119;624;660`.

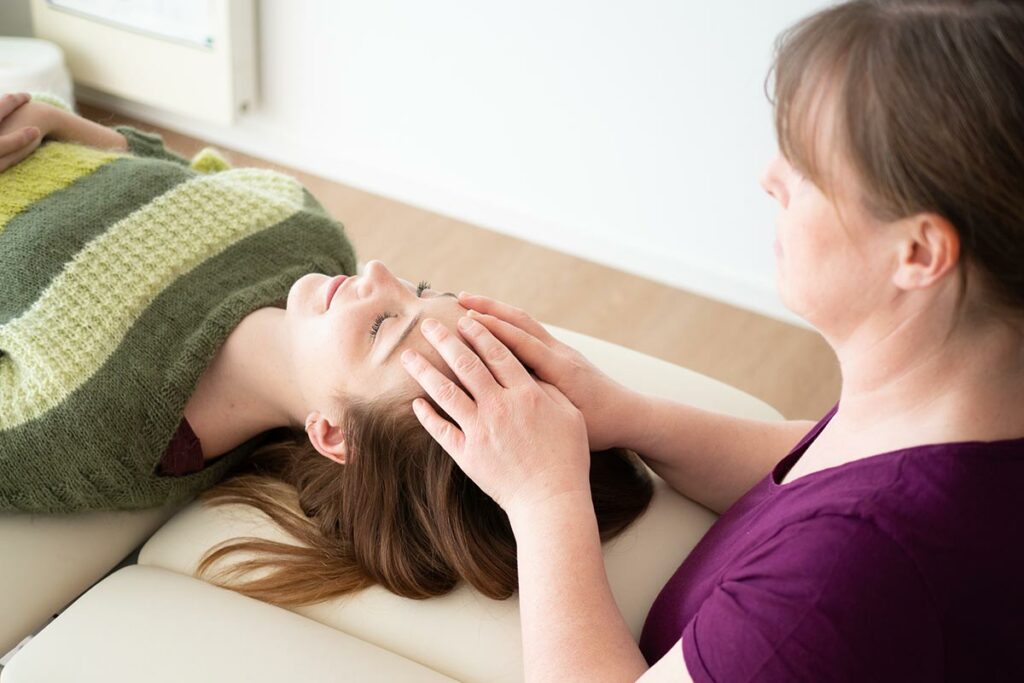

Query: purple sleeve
680;515;943;682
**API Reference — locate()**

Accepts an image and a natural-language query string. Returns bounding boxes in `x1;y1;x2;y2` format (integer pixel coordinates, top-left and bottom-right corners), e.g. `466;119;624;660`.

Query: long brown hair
195;391;653;606
765;0;1024;319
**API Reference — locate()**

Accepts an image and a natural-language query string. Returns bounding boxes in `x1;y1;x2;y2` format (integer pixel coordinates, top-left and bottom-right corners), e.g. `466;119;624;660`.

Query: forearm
48;107;128;152
509;491;649;683
622;393;816;515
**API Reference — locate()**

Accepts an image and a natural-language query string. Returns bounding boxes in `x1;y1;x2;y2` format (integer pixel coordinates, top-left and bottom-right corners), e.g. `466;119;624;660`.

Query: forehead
374;294;467;387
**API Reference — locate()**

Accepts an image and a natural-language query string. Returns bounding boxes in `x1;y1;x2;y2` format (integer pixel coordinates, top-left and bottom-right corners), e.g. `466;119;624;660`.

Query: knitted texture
25;91;74;114
0;101;358;513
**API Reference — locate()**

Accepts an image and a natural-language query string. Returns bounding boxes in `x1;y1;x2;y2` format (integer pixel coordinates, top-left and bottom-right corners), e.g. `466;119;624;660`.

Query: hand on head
399;290;640;519
456;292;638;452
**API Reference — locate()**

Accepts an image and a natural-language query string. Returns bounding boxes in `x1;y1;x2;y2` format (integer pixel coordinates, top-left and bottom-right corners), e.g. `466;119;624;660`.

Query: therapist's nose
759;154;789;208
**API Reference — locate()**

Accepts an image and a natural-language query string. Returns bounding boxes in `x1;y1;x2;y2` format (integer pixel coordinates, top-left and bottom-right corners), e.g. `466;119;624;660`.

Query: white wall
4;0;830;329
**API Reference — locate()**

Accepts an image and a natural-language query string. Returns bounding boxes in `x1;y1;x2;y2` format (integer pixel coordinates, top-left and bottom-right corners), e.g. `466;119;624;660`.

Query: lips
324;274;348;310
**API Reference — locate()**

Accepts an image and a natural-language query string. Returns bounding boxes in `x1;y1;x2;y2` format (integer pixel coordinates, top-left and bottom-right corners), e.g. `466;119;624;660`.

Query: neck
184;306;306;458
825;294;1024;443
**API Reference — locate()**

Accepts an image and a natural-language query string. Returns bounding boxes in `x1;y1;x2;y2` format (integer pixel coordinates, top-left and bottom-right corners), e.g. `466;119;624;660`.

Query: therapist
400;0;1024;680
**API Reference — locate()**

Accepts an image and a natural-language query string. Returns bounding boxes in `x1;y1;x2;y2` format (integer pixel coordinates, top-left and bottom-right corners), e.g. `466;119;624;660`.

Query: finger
456;293;556;344
400;347;478;427
0;132;40;172
410;397;466;459
0;124;39;150
455;314;532;389
0;92;30;120
418;318;501;401
464;311;563;380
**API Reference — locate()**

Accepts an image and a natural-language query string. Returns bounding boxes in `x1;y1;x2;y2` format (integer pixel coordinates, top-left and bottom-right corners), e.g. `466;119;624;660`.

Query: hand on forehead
377;298;468;394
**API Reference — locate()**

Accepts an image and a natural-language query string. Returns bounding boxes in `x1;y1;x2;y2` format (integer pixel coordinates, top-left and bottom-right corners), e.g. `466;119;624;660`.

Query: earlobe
305;413;348;465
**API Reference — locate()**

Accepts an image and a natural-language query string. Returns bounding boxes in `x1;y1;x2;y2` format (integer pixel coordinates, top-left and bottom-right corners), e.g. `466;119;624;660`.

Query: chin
284;284;296;311
285;273;315;312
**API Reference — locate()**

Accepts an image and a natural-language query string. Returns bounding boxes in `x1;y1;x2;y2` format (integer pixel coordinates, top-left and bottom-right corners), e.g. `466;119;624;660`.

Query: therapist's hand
455;293;641;452
400;315;592;518
0;93;47;171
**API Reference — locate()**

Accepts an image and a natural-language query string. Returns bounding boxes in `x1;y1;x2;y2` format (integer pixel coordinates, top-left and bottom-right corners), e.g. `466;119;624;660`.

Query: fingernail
422;318;440;333
467;309;479;317
458;291;470;298
401;349;416;363
458;316;475;331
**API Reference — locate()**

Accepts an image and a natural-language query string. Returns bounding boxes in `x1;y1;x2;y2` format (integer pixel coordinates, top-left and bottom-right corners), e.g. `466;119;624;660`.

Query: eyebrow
380;292;458;363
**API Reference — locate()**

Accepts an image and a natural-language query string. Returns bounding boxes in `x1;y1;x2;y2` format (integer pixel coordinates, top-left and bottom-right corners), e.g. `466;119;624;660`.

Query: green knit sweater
0;93;357;513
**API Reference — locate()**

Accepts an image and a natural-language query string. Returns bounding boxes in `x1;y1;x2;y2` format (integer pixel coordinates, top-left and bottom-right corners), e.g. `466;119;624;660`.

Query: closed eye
369;280;432;340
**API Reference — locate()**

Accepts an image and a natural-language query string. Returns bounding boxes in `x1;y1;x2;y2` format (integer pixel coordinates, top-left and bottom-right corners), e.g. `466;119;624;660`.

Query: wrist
49;109;128;151
507;488;595;536
43;105;72;140
616;387;657;452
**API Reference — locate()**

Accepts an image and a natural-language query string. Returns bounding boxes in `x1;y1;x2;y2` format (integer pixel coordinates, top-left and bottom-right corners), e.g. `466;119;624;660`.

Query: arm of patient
0;99;128;152
623;395;816;515
50;105;129;152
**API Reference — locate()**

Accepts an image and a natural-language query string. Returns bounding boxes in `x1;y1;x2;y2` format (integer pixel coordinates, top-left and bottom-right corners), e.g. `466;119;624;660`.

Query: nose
356;259;400;298
759;153;788;207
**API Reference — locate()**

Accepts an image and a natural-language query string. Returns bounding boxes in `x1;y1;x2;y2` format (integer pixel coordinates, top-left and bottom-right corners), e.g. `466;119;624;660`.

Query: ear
304;410;348;465
892;212;960;291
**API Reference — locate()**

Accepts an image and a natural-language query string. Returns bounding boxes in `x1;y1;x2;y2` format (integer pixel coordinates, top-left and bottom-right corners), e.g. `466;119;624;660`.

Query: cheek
290;317;359;382
781;203;839;263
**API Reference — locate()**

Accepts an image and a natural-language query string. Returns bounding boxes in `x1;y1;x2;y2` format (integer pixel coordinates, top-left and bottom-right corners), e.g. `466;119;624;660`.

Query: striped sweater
0;93;357;513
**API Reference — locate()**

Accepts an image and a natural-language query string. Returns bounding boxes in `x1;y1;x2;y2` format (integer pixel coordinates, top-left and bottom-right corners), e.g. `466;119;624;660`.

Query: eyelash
369;281;431;339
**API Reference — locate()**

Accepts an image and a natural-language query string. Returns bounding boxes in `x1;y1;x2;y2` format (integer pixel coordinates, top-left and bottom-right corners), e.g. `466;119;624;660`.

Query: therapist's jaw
283;260;468;460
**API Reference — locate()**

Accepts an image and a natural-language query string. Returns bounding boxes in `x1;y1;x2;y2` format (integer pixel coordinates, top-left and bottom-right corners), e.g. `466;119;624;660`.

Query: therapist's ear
891;212;960;291
305;411;348;465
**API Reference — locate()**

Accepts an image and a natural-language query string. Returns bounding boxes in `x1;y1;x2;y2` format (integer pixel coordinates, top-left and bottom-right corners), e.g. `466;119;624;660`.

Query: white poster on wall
46;0;214;48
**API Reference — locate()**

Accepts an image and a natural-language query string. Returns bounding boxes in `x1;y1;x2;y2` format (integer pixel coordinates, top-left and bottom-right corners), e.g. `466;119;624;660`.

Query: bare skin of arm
0;99;128;153
621;394;816;515
456;298;820;518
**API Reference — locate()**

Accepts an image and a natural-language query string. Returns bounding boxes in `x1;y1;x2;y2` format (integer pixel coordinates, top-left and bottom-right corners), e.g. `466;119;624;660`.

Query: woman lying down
0;92;653;604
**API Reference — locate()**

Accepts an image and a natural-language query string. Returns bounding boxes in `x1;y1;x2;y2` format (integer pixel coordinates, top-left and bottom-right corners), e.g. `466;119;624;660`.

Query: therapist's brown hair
766;0;1024;319
193;391;653;606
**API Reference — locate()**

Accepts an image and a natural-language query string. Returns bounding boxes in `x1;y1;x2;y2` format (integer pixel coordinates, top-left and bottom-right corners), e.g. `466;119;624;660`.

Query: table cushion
0;502;184;656
0;564;458;683
136;324;782;682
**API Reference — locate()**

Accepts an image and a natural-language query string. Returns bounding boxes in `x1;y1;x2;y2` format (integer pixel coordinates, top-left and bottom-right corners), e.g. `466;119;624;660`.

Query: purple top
155;416;205;477
638;402;1024;681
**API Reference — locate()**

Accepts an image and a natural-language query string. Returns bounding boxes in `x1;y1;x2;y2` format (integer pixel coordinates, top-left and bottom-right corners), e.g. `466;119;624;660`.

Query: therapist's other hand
0;93;55;171
400;315;592;518
456;293;638;452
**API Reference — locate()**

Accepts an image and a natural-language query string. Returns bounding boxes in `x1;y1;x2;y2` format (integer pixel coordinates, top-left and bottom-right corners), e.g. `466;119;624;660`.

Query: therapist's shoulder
636;638;694;683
